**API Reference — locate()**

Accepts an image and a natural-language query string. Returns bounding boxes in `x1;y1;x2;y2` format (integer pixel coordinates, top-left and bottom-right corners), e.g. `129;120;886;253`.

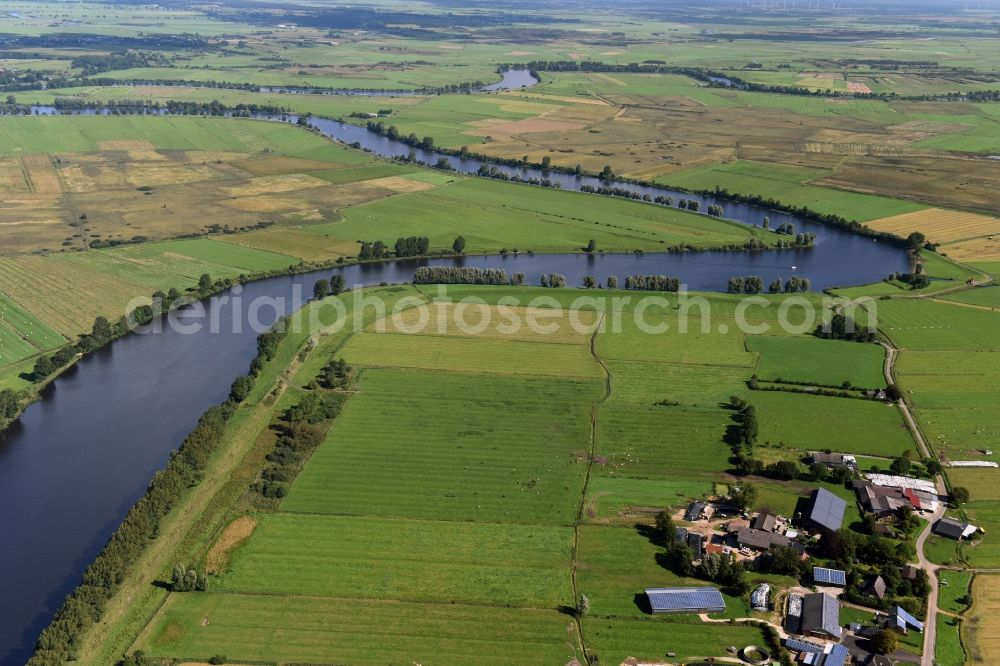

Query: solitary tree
654;510;675;547
952;487;971;504
452;236;466;254
583;275;596;289
541;155;552;170
577;593;590;617
584;239;597;253
313;279;330;300
607;275;619;289
198;273;213;293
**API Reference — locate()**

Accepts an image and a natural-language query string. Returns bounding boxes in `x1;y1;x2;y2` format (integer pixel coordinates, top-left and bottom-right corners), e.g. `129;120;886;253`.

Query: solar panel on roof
893;605;925;632
644;587;725;613
809;488;847;531
822;644;850;666
813;567;847;586
784;638;822;654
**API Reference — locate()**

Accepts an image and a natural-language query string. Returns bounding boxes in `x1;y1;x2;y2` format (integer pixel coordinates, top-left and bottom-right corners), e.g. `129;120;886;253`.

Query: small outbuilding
864;575;887;600
751;583;770;611
751;511;778;532
810;452;858;470
684;501;711;522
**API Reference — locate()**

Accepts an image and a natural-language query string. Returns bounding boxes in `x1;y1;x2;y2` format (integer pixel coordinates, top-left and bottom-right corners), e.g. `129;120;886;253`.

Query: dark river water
4;83;912;663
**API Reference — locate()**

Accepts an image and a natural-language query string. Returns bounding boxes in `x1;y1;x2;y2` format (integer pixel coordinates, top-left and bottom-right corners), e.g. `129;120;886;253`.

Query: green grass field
139;593;580;665
283;368;602;524
752;391;914;457
941;285;1000;309
939;570;973;614
936;614;968;666
313;177;772;255
215;513;574;606
747;335;886;389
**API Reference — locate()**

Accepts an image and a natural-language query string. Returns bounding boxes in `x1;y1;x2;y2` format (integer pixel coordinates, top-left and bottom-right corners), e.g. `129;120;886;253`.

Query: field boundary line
177;587;569;613
272;507;574;528
570;314;611;662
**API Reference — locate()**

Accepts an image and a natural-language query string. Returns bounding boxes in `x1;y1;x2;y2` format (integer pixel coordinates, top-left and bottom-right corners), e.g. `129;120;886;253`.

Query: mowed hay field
966;574;1000;664
866;208;1000;261
0;116;390;255
0;237;301;383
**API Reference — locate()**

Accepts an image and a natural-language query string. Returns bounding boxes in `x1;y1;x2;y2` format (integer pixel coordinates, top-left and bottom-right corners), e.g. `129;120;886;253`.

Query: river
3;85;911;663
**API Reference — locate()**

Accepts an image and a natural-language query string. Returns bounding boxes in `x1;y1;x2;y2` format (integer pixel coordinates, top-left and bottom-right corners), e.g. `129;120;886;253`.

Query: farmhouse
810;452;858;471
735;526;791;552
804;488;847;533
853;480;908;519
644;587;726;614
933;517;978;540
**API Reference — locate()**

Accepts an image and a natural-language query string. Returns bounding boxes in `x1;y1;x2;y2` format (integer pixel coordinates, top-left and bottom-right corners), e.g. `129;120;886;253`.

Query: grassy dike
33;285;424;665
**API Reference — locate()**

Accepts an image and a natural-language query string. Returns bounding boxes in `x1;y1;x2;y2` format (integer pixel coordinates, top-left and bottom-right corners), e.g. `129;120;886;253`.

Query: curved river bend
4;92;910;663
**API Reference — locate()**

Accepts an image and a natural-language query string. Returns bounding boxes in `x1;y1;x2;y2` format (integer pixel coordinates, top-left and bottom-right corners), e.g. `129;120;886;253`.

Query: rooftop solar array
784;638;823;654
645;587;725;613
809;488;847;531
813;567;847;586
822;644;850;666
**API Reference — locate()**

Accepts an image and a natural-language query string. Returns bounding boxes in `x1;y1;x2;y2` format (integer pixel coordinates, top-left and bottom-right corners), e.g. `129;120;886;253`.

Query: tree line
412;266;525;285
727;275;811;293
